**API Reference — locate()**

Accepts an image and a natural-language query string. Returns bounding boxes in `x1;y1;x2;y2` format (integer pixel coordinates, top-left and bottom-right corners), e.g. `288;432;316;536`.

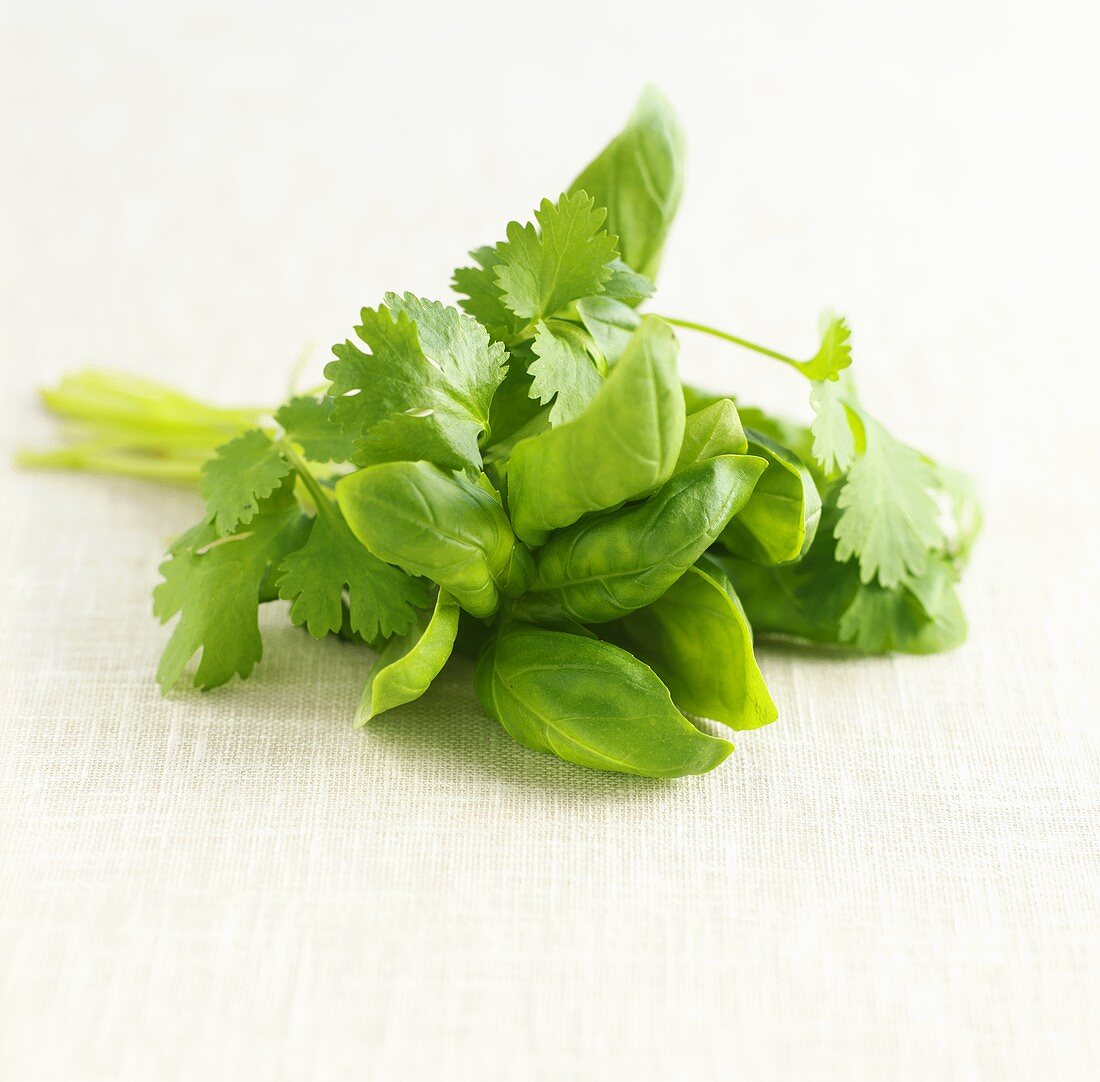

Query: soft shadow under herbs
365;656;673;797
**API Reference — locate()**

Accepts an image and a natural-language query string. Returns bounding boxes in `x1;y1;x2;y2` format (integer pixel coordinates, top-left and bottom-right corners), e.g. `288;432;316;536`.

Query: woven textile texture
2;3;1098;1079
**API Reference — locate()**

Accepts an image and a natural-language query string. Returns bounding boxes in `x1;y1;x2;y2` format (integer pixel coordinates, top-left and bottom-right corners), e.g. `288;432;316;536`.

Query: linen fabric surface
2;3;1097;1079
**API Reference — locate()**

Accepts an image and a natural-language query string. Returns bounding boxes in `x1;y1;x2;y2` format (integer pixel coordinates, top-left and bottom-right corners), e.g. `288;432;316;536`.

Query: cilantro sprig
20;88;979;779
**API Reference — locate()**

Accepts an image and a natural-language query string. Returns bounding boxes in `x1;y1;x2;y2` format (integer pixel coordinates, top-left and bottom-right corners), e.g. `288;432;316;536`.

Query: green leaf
506;315;685;545
153;478;304;690
575;295;641;363
719;431;822;565
569;86;685;281
199;429;292;536
528;320;603;426
476;622;732;778
809;379;859;474
336;460;518;618
276;503;431;641
795;314;852;381
676;399;748;469
451;245;525;344
602;259;654;305
834;418;942;588
494;192;618;323
275;395;357;463
356;589;460;725
527;454;765;623
712;502;967;655
837;559;967;653
605;565;777;731
324;294;507;472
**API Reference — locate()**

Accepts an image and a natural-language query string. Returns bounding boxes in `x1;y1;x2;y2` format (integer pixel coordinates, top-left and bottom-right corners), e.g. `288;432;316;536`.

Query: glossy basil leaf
676;399;748;468
718;430;822;565
604;566;777;731
476;623;732;778
569;87;685;281
356;589;460;725
528;454;766;623
336;461;517;618
507;315;685;545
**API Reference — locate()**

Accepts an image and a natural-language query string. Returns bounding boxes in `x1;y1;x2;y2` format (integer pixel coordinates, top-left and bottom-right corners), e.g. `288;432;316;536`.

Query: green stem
15;447;203;484
279;440;336;520
656;315;804;372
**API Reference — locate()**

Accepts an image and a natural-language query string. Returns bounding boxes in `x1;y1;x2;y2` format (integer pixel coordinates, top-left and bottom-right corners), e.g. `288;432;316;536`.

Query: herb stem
278;440;336;520
656;315;802;370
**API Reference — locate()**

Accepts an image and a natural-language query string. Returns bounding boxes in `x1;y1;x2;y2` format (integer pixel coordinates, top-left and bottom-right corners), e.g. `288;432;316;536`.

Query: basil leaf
527;454;766;623
569;87;685;281
476;623;732;778
356;589;460;724
604;565;777;731
507;315;685;545
336;461;517;618
676;399;748;468
718;430;822;565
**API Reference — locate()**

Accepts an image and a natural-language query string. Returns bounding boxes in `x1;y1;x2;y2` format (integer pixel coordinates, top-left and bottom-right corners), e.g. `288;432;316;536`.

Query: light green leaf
494;192;618;323
356;589;460;725
275;395;357;464
507;315;685;545
276;503;430;642
569;86;685;281
200;429;292;536
676;399;748;469
451;245;525;343
336;461;518;618
476;623;732;778
528;320;603;426
153;478;304;690
324;295;507;472
719;431;822;565
809;379;859;474
528;455;765;623
834;418;942;587
575;295;641;363
796;314;852;381
605;565;777;731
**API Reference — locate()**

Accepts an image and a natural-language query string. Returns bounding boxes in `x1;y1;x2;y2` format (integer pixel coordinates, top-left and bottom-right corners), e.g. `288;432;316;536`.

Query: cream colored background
2;2;1098;1079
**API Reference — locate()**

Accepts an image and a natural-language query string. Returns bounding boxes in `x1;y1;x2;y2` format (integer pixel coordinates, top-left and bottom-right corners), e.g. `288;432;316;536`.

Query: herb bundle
21;89;980;778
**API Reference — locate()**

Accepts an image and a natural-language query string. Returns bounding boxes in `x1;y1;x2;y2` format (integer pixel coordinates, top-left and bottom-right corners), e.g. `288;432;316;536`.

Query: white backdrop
2;2;1098;1078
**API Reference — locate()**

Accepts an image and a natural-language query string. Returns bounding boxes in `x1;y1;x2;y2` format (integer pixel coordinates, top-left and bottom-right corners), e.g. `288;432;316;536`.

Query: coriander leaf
276;503;431;642
569;86;685;281
199;429;292;536
797;314;852;381
836;558;967;653
153;479;304;690
494;192;618;323
833;418;943;588
528;320;603;426
275;395;356;463
324;295;507;472
452;245;524;344
809;378;859;474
